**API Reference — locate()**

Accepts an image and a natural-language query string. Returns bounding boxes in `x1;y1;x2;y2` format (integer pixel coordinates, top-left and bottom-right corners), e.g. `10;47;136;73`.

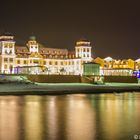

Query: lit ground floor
0;57;85;75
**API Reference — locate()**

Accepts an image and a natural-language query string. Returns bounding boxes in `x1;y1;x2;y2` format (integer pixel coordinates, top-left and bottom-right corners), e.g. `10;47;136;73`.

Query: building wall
27;75;81;83
0;35;92;75
83;63;100;75
102;69;133;76
104;76;138;83
94;57;136;76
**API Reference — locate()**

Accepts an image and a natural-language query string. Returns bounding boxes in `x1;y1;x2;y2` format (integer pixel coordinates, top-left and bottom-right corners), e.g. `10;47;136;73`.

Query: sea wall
27;75;81;83
0;74;27;83
0;74;138;84
81;76;94;84
104;76;138;83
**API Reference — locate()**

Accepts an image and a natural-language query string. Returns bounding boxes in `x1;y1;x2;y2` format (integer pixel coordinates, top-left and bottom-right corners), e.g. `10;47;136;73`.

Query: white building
0;33;93;75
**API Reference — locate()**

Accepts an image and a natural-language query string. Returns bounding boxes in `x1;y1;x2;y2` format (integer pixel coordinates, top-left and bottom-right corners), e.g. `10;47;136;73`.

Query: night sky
0;0;140;59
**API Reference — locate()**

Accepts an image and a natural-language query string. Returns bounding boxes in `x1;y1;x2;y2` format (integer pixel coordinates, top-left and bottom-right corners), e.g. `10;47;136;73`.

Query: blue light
133;70;140;78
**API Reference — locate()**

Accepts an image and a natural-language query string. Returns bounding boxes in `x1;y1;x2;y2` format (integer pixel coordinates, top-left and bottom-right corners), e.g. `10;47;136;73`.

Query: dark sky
0;0;140;59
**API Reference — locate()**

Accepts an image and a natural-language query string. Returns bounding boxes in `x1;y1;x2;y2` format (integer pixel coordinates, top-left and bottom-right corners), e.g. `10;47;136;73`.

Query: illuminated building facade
0;33;92;75
94;57;135;76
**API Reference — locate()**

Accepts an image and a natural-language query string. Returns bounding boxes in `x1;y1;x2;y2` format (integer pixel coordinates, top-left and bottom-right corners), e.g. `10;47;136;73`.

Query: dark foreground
0;93;139;140
0;83;140;95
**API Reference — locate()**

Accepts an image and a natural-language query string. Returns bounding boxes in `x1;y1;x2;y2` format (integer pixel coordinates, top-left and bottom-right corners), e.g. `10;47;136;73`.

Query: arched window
4;64;7;69
61;61;63;65
49;61;52;65
43;61;46;65
55;61;58;65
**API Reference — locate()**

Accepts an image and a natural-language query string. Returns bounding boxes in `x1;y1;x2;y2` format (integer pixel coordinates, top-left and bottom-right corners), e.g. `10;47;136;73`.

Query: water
0;93;140;140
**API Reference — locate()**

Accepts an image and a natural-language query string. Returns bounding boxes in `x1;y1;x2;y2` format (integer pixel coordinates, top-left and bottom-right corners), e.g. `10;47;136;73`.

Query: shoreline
0;82;140;95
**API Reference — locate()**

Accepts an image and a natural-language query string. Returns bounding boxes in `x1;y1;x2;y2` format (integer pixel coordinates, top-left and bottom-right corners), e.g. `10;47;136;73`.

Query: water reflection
23;96;43;140
0;97;20;140
0;93;140;140
45;96;59;140
90;93;140;140
66;95;95;140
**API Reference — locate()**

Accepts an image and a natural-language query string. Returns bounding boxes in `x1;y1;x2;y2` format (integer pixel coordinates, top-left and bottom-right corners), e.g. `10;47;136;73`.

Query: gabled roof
94;57;104;61
15;46;29;54
104;56;113;62
135;58;140;62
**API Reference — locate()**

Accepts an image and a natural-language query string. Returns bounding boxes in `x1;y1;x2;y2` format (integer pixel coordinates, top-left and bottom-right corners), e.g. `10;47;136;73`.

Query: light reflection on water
0;93;140;140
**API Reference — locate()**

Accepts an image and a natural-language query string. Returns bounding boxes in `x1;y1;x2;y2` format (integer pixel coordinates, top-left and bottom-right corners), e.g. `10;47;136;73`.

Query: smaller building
83;62;100;75
93;57;135;76
135;58;140;70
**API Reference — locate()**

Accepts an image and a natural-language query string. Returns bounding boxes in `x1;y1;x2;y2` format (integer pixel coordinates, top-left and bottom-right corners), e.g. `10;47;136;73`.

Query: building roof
0;32;14;41
104;56;113;62
15;45;77;59
84;62;100;65
0;32;13;36
29;36;36;41
15;46;29;54
78;38;90;42
135;58;140;62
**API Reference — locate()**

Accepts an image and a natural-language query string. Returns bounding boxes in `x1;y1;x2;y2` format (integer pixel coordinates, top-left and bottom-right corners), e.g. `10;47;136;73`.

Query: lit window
9;44;13;48
55;61;58;65
4;64;7;69
9;58;13;62
5;50;8;54
49;61;52;65
34;60;39;64
24;60;27;64
43;61;46;65
4;44;8;48
4;58;8;62
61;62;63;65
17;60;20;64
9;50;12;54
